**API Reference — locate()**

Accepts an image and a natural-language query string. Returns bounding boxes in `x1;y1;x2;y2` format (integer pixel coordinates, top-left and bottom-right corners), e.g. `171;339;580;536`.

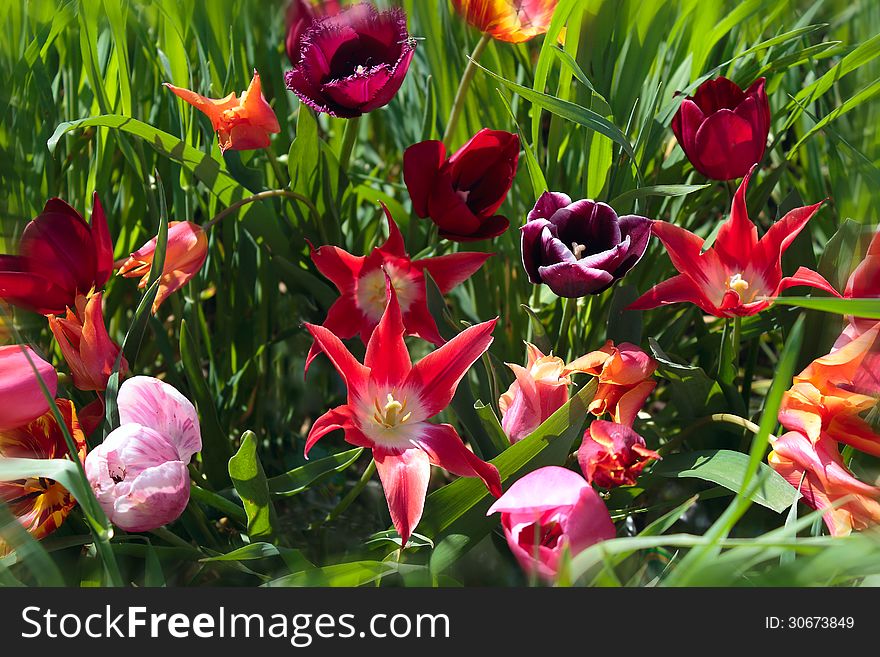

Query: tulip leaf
229;431;278;543
422;379;598;573
288;106;319;198
495;88;547;199
268;448;364;497
651;450;797;513
610;184;711;208
649;339;728;421
201;543;312;572
47;115;247;204
771;296;880;318
264;561;396;587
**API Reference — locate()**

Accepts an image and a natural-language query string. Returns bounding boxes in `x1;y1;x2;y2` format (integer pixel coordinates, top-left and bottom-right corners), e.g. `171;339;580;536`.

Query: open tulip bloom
305;278;501;545
307;205;491;368
629;167;840;317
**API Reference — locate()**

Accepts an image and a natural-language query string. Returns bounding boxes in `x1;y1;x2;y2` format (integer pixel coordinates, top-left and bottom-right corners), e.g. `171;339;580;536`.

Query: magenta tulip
0;345;58;432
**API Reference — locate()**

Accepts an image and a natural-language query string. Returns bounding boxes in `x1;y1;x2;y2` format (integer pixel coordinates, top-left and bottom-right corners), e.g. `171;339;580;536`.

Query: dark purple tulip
521;192;652;298
284;3;415;119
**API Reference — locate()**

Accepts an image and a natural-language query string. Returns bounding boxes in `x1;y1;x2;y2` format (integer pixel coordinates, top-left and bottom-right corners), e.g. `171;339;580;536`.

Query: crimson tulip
578;420;659;488
284;4;415;118
629;167;840;317
0;194;113;316
672;77;770;181
304;278;501;545
285;0;342;66
307;205;491;369
404;129;519;242
521;192;652;297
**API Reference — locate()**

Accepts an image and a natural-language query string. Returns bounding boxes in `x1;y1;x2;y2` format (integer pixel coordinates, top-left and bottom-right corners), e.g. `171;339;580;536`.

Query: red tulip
284;4;416;118
671;77;770;181
578;420;659;489
165;71;280;153
0;194;113;316
487;466;615;580
0;345;58;432
47;292;127;392
629;167;840;317
0;399;87;552
404;129;519;242
285;0;342;65
838;227;880;340
307;204;491;369
451;0;558;44
304;278;501;545
769;432;880;537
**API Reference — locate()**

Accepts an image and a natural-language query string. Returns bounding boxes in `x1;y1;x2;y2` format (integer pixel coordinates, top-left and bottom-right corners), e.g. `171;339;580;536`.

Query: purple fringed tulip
521;192;652;298
85;376;201;532
284;3;416;118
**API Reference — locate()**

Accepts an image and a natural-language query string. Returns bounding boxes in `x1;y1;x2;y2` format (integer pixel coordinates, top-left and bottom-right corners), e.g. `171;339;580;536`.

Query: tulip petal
365;277;412;385
304;323;370;395
651;221;728;301
414;423;501;496
117;376;201;462
628;273;717;314
305;295;363;373
373;446;431;546
440;214;509;242
671;98;705;156
528;191;572;221
775;267;841;299
305;404;357;456
90;193;114;289
713;166;758;269
399;297;445;347
21;202;96;296
403;140;447;218
563;485;616;553
488;466;588;515
376;204;407;259
406;318;497;418
0;345;58;432
0;270;73;316
415;251;493;295
536;260;615;297
613;215;652;276
692;108;760;180
309;242;363;293
754;201;824;285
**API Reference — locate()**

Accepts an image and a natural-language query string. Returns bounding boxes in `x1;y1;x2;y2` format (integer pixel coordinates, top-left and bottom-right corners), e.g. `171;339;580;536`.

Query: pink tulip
487;466;615;580
0;345;58;431
85;376;201;532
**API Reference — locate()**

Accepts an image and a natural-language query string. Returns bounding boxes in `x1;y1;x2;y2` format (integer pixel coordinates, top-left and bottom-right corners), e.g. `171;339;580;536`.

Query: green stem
201;189;321;232
442;33;491;147
741;330;759;408
190;484;247;525
338;115;362;175
659;413;765;455
555;297;576;358
314;459;377;530
732;314;742;378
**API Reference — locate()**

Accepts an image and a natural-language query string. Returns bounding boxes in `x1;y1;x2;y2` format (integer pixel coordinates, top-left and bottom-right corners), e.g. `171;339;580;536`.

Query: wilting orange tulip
165;70;280;153
769;431;880;536
118;221;208;312
0;399;87;553
779;324;880;457
451;0;558;43
499;343;586;443
568;341;657;426
47;293;127;392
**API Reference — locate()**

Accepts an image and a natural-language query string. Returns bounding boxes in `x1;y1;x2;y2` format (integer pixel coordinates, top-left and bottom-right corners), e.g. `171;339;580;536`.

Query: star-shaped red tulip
304;277;501;545
307;204;492;370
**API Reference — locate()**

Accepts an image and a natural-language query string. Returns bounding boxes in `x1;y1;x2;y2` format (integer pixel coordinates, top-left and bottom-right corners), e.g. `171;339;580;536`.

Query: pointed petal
0;271;72;315
365;275;411;385
305;405;357;456
90;193;114;289
628;274;719;315
309;243;363;293
374;446;431;546
403;140;446;218
414;423;501;496
405;318;496;417
774;267;841;298
401;297;445;346
303;323;369;394
414;251;492;294
713;166;758;268
304;296;363;374
651;221;727;300
754;201;824;284
375;204;407;259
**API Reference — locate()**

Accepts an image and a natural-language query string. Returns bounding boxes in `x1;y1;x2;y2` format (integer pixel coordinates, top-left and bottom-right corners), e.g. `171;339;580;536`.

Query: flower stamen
727;273;750;295
571;242;587;259
373;393;412;428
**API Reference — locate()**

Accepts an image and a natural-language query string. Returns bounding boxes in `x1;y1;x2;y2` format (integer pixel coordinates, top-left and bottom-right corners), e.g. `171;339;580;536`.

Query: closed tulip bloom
404;129;519;242
284;4;416;118
522;192;652;298
487;466;615;580
0;194;113;316
118;221;208;313
630;167;840;317
0;400;87;551
285;0;342;65
85;377;202;532
0;345;58;432
578;420;660;488
568;341;657;426
166;70;280;153
672;76;770;181
451;0;558;43
47;292;127;392
769;432;880;537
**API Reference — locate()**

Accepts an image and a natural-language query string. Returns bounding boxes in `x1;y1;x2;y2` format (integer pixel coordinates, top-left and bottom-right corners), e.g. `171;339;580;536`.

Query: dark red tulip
284;0;342;66
521;192;652;298
0;194;113;316
284;3;415;118
671;76;770;181
404;129;519;242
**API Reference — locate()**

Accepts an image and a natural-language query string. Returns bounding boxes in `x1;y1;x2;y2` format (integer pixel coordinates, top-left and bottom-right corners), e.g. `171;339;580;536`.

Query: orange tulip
47;293;127;392
118;221;208;312
451;0;558;43
769;431;880;536
568;341;657;426
165;70;280;153
0;399;87;553
778;324;880;456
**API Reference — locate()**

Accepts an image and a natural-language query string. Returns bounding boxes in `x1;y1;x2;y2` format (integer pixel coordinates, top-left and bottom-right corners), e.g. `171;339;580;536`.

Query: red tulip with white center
306;204;492;370
304;276;502;545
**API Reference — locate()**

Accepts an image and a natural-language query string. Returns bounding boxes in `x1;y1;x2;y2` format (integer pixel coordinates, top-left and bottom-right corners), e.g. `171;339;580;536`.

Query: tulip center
356;264;418;322
571;242;587;259
521;520;565;550
373;393;413;429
